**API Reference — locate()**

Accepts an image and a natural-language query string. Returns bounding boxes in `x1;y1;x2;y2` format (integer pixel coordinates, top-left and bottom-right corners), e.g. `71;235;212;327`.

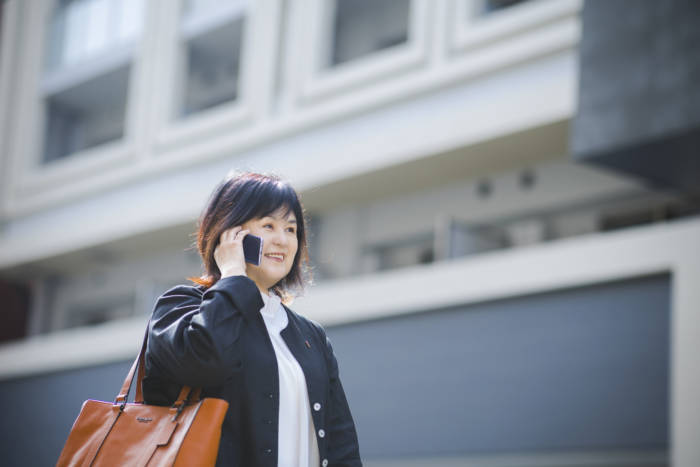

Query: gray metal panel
328;274;670;459
572;0;700;196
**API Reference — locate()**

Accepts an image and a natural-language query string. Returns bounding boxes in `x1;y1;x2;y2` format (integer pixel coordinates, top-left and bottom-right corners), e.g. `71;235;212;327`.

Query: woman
143;172;362;467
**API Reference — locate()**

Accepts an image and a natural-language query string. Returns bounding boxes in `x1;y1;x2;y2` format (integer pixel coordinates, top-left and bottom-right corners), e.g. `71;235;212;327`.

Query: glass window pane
179;18;245;117
40;0;143;163
47;0;144;71
378;241;433;270
43;65;130;163
484;0;530;13
364;233;434;273
63;295;134;329
449;222;505;258
329;0;410;67
469;0;531;18
184;0;246;17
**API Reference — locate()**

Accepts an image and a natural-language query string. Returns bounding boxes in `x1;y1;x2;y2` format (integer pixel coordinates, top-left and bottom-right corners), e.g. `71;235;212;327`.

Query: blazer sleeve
316;324;362;466
145;275;264;388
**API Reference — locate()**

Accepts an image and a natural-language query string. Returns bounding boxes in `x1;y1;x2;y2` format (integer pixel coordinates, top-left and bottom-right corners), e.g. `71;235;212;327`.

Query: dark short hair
187;171;311;303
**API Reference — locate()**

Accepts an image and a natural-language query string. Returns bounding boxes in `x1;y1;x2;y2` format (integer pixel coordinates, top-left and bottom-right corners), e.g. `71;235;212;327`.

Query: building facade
1;0;698;466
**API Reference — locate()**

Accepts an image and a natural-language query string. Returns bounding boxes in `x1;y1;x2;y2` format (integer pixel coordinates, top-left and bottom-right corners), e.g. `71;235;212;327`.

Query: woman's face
241;207;299;295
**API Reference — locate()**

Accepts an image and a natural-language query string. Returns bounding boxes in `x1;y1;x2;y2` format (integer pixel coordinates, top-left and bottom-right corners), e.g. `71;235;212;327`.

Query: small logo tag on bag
136;417;153;423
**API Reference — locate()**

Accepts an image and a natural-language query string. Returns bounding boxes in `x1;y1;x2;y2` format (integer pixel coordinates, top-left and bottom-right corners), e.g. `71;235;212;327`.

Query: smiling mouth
264;253;285;262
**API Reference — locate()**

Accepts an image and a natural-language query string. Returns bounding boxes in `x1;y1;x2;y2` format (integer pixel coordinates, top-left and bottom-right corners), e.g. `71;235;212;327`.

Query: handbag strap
114;321;202;406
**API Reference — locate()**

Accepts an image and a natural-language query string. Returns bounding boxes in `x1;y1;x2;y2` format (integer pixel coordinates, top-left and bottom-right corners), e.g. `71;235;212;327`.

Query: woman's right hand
214;226;250;278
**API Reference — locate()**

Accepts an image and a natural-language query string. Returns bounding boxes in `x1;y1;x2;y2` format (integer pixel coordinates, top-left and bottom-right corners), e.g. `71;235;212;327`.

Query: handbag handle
114;322;200;408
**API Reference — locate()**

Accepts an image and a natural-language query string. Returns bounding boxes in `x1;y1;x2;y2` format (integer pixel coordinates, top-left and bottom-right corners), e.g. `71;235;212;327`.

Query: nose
272;228;288;247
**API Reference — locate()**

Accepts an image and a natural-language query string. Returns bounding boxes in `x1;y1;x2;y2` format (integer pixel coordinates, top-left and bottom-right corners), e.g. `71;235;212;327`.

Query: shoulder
151;282;204;318
157;283;205;303
160;282;205;298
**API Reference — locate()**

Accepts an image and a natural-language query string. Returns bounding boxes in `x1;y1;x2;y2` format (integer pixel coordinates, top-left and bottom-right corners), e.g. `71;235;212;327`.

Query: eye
263;224;273;229
286;227;296;233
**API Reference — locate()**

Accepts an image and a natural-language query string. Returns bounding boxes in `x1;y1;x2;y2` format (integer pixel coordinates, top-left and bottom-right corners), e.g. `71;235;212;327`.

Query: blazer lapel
280;306;323;403
280;305;309;365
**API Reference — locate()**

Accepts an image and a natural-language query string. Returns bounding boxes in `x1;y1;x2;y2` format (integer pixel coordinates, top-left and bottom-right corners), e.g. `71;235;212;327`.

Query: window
63;295;135;329
41;0;144;163
362;233;434;273
176;0;246;118
294;0;429;103
448;221;505;258
461;0;532;21
326;0;411;67
449;0;580;63
478;0;531;15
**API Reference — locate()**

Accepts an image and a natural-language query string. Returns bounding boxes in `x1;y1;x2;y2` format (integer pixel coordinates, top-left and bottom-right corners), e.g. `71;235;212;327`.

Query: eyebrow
264;216;297;224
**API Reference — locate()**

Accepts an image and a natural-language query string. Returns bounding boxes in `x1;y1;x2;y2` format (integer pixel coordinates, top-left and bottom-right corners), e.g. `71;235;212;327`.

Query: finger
234;229;249;242
223;226;240;242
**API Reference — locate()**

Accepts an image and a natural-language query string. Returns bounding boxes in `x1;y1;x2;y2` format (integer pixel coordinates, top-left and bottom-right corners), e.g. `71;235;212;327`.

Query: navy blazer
142;275;362;467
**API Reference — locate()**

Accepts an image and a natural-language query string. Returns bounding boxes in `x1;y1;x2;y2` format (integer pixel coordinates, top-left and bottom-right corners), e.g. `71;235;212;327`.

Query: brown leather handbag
56;328;229;466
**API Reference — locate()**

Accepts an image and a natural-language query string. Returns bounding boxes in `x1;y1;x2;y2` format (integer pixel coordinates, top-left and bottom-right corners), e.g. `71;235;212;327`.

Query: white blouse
259;291;320;467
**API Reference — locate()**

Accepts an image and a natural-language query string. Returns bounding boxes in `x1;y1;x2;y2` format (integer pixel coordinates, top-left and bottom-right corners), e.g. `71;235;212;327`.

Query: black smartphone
242;234;263;266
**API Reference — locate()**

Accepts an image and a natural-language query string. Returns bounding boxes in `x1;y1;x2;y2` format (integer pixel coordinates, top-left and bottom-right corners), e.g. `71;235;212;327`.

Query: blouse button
318;429;325;438
313;402;321;411
322;459;328;467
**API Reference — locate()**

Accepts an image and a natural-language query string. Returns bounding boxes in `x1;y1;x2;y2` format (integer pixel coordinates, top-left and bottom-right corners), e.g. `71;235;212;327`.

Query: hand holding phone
214;226;262;277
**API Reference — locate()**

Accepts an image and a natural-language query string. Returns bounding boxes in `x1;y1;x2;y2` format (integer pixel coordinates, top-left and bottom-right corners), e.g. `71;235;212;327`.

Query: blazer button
264;448;273;454
318;429;325;438
267;393;274;399
313;402;321;411
322;459;328;467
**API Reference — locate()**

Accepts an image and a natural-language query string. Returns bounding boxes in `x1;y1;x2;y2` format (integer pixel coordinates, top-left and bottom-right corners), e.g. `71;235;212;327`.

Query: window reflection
362;233;434;274
328;0;410;67
63;295;135;329
177;0;246;118
46;0;143;71
43;65;130;163
475;0;531;16
42;0;143;163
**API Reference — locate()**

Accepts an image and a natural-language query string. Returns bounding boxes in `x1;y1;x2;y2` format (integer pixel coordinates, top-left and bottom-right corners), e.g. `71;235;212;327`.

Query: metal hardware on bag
171;389;192;422
171;402;186;422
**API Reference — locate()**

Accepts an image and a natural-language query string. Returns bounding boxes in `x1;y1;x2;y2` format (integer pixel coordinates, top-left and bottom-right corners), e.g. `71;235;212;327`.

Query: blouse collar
259;290;288;332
